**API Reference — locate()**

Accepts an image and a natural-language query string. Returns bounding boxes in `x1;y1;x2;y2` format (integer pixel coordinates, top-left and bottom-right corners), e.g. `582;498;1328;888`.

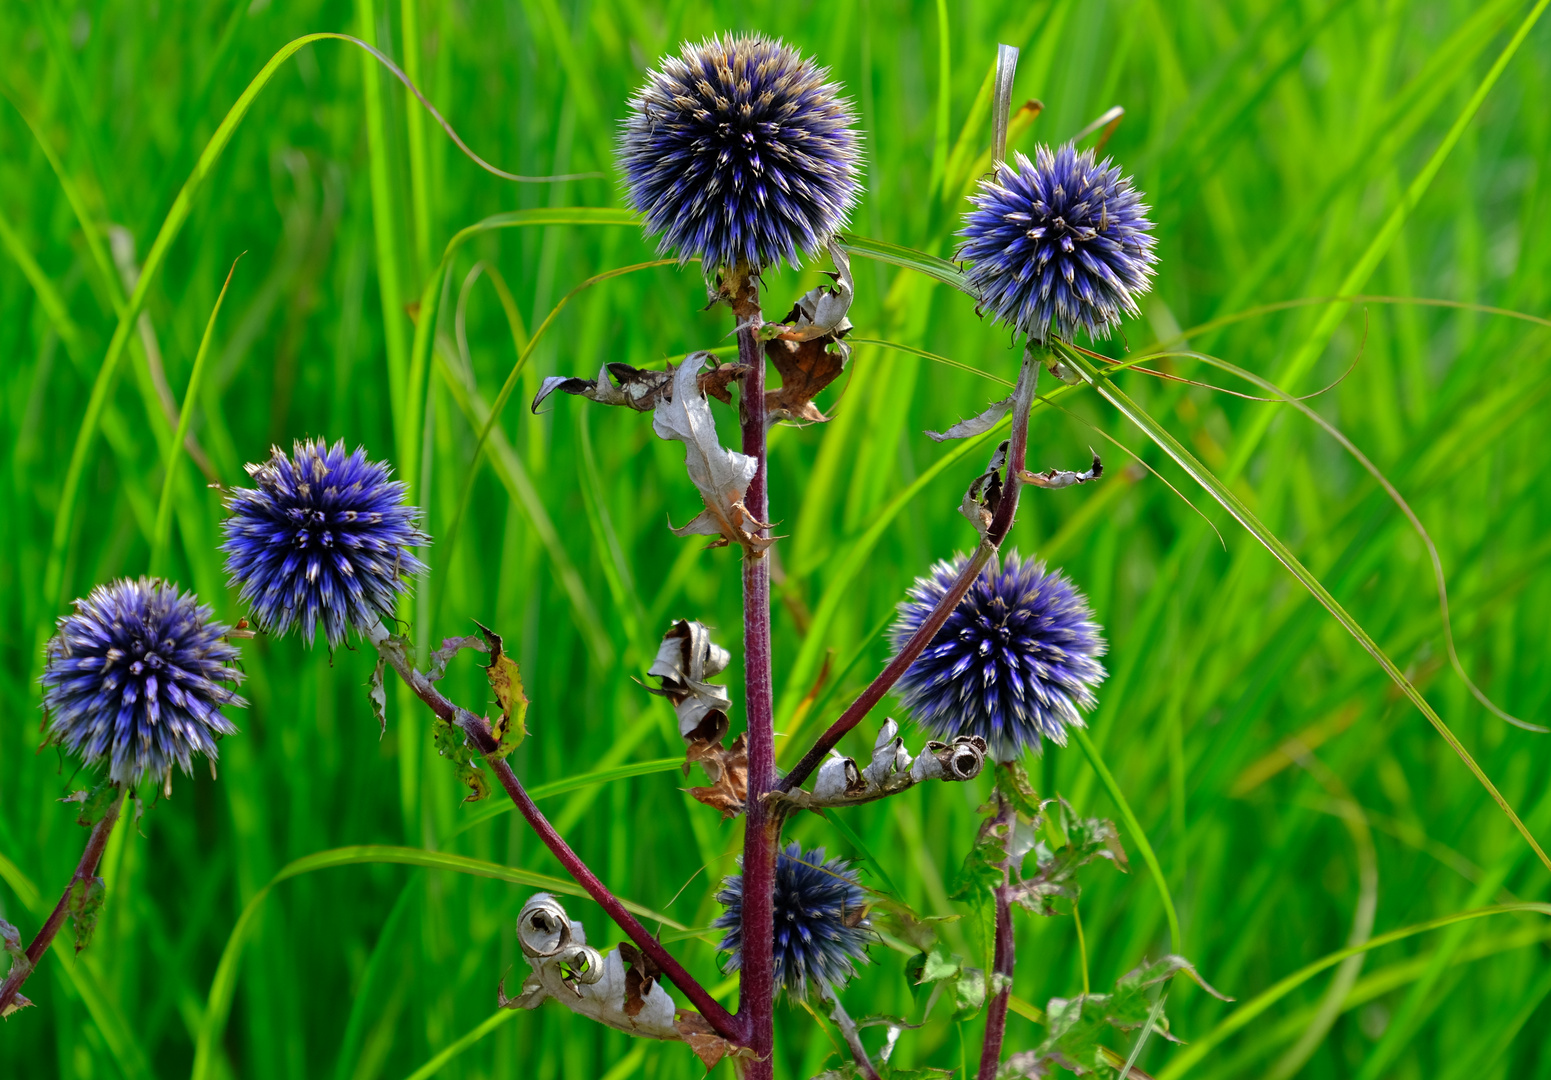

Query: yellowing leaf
476;621;528;760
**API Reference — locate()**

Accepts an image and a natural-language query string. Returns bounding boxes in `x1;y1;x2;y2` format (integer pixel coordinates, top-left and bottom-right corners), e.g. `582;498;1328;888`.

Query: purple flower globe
714;842;871;1000
958;144;1157;342
890;552;1107;760
42;578;245;788
619;34;862;273
222;439;428;649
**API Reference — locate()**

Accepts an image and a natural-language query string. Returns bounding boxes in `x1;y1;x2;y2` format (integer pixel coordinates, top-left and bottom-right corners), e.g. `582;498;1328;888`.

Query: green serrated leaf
62;776;119;829
952;966;988;1021
905;947;960;998
66;875;106;953
995;761;1043;820
475;622;527;760
1;916;30;984
432;716;490;804
367;655;387;739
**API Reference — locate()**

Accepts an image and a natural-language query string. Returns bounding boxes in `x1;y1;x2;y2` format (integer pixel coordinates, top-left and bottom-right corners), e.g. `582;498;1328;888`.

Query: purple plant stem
779;348;1040;793
0;789;126;1015
977;795;1017;1080
371;634;741;1042
731;271;778;1077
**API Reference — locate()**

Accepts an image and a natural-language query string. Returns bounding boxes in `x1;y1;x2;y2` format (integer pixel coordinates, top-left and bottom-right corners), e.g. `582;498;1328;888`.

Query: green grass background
3;0;1550;1077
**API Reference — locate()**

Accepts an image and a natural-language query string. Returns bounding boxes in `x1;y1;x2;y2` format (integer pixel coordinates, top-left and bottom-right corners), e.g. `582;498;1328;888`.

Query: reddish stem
0;789;126;1015
977;796;1017;1080
372;635;740;1041
731;271;778;1076
780;349;1040;793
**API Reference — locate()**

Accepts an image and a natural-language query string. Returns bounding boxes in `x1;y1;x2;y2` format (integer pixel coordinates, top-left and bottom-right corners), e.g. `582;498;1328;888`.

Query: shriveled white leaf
863;717;912;787
768;240;854;343
1018;450;1103;489
927;395;1014;442
814;753;865;801
533;366;631;411
960;440;1009;536
507;894;680;1039
652;354;769;551
773;730;986;811
647;620;733;739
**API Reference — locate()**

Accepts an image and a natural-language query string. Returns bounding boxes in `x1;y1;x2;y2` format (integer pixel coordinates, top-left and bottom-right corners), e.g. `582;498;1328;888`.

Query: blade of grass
1060;345;1551;874
1157;903;1551;1078
149;254;241;576
1073;726;1182;954
192;844;686;1080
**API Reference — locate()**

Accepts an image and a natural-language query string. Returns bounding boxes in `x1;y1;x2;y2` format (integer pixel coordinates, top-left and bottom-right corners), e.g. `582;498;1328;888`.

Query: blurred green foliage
2;1;1550;1078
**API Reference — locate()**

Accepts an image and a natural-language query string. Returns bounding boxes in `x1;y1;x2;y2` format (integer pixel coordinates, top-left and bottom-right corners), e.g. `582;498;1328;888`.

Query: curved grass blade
1149;294;1551;356
397;209;647;503
1220;0;1550;474
1058;345;1551;874
449;757;684;837
191;845;684;1080
41;25;634;617
836;235;971;294
149;254;241;576
429;257;677;621
1072;726;1182;954
1167;347;1545;732
1157;903;1551;1078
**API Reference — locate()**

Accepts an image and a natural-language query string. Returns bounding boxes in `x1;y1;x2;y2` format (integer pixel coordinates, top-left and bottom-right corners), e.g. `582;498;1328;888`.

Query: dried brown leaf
686;732;748;819
617;941;664;1018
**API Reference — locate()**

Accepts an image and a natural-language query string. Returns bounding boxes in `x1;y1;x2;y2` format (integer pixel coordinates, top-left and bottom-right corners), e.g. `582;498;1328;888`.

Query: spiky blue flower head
41;578;245;788
714;842;871;1000
619;34;862;273
891;552;1107;761
222;439;429;649
958;144;1157;342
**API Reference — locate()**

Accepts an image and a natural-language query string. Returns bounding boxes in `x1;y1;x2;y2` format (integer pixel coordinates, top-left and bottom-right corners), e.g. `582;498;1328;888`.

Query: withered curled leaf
769;240;854;342
685;732;748;819
653;355;771;551
475;622;528;760
675;1010;760;1071
960;440;1008;536
426;634;487;682
762;241;854;423
926;394;1014;442
617;941;664;1018
1018;450;1103;490
646;620;733;740
532;361;745;414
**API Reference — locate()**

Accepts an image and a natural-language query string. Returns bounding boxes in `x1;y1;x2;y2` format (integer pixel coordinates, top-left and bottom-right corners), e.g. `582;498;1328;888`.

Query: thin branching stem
367;628;741;1041
0;788;126;1015
779;347;1040;793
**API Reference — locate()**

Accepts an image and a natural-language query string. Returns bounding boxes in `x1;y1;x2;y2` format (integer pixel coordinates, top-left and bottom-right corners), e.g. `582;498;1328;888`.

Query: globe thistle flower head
891;552;1107;761
42;577;245;788
619;34;862;273
714;842;871;1000
222;439;429;649
958;144;1157;342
